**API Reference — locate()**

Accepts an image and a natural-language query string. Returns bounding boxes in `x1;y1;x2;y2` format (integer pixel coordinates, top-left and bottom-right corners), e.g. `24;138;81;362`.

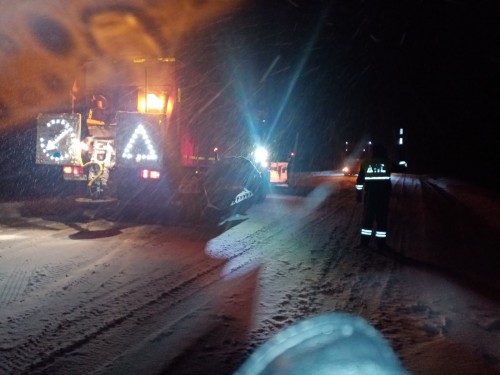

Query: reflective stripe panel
375;231;387;238
361;229;372;236
365;176;391;180
355;185;363;190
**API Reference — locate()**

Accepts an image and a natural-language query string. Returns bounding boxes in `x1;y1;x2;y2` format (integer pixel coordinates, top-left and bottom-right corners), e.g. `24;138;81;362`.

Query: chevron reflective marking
230;188;254;206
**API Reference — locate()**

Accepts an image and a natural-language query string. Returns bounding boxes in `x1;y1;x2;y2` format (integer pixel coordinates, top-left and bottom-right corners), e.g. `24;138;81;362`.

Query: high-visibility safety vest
355;158;391;192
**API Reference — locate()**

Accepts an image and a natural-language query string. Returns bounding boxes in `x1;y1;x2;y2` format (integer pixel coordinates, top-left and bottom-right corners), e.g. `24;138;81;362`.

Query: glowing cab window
138;93;165;113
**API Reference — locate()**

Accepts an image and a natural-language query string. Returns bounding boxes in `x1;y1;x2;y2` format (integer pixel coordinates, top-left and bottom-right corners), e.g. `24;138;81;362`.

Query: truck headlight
254;146;269;168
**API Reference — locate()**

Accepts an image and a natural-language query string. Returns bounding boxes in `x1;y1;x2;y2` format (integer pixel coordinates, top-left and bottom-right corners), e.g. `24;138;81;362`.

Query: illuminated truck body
35;57;266;221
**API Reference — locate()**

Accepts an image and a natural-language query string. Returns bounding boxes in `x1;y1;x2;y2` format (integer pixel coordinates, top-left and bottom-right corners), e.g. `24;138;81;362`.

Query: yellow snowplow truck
35;57;267;222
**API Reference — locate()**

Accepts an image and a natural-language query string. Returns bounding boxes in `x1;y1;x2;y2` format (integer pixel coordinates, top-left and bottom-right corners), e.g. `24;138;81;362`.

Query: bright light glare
138;93;165;113
150;170;161;179
0;234;26;240
166;97;174;116
140;169;161;179
63;166;83;175
254;146;269;167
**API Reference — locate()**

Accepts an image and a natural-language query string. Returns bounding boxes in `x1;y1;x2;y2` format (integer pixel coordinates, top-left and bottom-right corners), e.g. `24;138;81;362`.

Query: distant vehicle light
343;158;361;176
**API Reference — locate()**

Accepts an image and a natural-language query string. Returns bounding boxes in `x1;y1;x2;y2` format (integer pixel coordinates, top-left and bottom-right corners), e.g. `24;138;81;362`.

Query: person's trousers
360;193;389;245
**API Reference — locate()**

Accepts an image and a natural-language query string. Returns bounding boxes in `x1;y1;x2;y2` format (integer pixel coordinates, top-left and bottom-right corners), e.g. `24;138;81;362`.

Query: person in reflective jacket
356;143;392;250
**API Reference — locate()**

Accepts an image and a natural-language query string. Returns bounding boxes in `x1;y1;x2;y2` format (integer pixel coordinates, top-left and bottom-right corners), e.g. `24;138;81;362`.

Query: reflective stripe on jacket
356;158;391;192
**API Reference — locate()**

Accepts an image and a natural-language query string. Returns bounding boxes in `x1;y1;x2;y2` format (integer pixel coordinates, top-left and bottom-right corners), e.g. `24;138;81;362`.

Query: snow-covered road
0;174;499;374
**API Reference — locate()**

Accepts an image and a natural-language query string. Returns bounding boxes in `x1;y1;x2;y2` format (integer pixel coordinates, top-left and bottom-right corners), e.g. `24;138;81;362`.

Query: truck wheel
202;206;224;227
179;194;204;222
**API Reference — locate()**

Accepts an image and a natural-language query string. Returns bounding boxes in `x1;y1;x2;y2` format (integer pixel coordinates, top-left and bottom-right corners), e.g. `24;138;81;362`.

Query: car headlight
254;146;269;168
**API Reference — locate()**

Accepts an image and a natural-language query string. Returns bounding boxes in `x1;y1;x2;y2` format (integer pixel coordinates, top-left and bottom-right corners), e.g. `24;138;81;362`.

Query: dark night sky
181;0;499;185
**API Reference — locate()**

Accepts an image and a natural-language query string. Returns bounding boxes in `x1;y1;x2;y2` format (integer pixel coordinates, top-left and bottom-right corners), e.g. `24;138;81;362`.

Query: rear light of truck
63;166;84;176
140;169;161;179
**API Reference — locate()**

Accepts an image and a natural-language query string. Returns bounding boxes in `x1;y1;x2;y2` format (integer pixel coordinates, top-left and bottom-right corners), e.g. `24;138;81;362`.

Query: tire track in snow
2;259;224;374
1;181;384;374
1;198;325;374
0;247;130;331
1;257;145;330
245;181;360;346
0;265;34;308
249;178;402;352
75;195;356;374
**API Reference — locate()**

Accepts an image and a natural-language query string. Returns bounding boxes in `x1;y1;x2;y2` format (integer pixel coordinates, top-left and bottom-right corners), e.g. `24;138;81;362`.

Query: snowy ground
0;173;499;374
